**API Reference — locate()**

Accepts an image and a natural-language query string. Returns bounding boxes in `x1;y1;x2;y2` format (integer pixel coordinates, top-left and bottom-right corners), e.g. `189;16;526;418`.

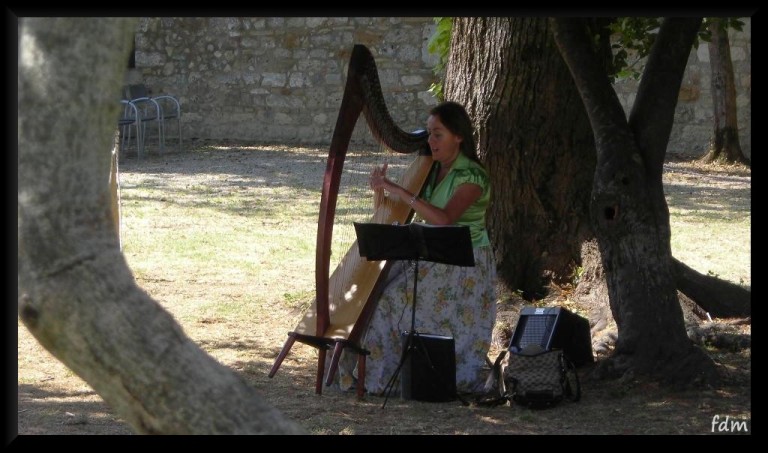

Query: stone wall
130;17;751;157
131;17;439;146
613;18;751;157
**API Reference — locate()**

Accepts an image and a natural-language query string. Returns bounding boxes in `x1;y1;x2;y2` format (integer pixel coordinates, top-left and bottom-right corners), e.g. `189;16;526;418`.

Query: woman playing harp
269;44;436;396
338;101;497;396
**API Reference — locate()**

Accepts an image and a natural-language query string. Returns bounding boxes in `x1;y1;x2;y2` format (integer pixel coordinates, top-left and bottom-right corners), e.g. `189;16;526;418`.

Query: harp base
269;331;370;399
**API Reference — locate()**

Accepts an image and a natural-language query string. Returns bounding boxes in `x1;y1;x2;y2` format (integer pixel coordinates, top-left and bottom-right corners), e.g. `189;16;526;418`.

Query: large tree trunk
702;18;750;166
18;17;304;435
445;17;596;299
552;17;718;385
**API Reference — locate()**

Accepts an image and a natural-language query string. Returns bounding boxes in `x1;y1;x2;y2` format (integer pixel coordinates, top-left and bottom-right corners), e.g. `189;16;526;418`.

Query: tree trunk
552;17;718;386
18;17;304;435
702;18;750;166
445;17;596;299
674;259;751;318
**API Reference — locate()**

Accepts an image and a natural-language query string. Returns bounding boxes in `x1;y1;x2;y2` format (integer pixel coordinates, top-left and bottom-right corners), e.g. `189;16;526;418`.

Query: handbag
504;346;580;409
475;345;581;409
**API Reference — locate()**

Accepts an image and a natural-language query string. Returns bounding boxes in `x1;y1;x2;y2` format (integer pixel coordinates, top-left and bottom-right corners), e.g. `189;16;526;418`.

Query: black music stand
354;222;475;408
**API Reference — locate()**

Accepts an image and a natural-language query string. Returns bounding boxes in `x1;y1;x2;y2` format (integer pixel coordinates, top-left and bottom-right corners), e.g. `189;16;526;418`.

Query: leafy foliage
608;17;662;80
609;17;745;81
427;17;452;101
425;17;745;85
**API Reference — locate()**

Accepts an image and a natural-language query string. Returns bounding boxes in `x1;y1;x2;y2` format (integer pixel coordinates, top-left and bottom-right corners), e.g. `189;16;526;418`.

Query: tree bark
18;17;304;435
552;17;718;386
445;17;596;299
702;18;750;166
674;259;751;318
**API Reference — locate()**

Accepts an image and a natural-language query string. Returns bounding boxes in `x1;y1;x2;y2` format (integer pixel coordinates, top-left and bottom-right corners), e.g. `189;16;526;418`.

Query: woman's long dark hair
429;101;483;166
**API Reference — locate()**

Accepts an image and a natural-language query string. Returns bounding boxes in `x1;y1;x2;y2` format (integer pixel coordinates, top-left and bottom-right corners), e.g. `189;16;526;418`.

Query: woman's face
427;114;462;165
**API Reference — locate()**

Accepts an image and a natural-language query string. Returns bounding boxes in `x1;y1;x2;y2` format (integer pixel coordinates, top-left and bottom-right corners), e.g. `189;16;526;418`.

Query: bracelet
408;194;418;206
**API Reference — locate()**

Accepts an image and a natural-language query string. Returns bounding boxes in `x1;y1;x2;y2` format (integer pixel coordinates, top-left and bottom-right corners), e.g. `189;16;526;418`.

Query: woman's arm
370;164;482;225
416;183;482;225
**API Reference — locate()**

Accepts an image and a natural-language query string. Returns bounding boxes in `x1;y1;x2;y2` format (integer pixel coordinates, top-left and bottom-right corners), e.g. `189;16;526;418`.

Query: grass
120;146;751;297
663;159;751;288
115;145;750;365
17;143;750;435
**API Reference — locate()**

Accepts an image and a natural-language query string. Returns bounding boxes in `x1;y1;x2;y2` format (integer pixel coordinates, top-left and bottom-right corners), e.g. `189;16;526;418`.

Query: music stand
354;222;475;408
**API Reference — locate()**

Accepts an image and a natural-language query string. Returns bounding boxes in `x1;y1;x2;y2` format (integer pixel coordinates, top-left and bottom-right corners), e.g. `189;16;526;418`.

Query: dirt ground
15;144;751;437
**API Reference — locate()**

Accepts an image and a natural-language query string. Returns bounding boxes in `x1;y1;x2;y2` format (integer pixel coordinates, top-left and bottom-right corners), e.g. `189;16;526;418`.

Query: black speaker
400;332;456;402
508;306;594;367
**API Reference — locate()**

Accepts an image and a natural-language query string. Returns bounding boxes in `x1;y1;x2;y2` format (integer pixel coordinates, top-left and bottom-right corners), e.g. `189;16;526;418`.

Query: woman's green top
422;152;491;248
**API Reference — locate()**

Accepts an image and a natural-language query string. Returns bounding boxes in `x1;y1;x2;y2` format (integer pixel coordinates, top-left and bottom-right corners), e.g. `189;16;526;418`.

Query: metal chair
123;85;163;155
124;84;181;153
118;99;145;158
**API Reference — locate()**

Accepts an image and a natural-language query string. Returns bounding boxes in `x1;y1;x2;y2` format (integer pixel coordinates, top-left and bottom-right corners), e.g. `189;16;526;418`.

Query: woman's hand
370;163;391;210
369;163;390;191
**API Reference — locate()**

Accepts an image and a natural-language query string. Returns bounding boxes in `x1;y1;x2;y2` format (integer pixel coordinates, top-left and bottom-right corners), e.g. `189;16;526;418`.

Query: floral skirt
337;245;497;395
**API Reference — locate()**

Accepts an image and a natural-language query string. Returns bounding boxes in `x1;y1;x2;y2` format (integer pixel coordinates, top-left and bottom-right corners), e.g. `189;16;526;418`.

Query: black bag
504;347;580;409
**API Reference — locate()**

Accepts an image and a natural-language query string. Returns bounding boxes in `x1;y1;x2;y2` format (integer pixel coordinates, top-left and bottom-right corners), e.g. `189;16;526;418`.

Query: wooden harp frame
268;44;434;396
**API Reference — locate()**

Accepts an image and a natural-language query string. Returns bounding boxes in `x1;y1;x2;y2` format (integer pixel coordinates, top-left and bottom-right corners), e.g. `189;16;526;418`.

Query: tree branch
550;17;631;157
674;258;751;318
629;17;703;179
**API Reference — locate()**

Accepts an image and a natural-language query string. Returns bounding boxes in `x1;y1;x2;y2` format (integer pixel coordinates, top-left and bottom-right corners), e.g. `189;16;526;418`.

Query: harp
268;44;434;396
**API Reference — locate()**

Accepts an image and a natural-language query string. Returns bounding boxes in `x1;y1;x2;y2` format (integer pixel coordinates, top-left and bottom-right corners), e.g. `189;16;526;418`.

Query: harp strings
329;116;412;297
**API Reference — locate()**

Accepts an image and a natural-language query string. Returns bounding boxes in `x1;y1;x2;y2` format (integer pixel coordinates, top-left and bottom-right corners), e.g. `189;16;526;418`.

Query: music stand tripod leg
353;223;474;407
381;259;420;407
381;329;417;408
381;259;467;407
